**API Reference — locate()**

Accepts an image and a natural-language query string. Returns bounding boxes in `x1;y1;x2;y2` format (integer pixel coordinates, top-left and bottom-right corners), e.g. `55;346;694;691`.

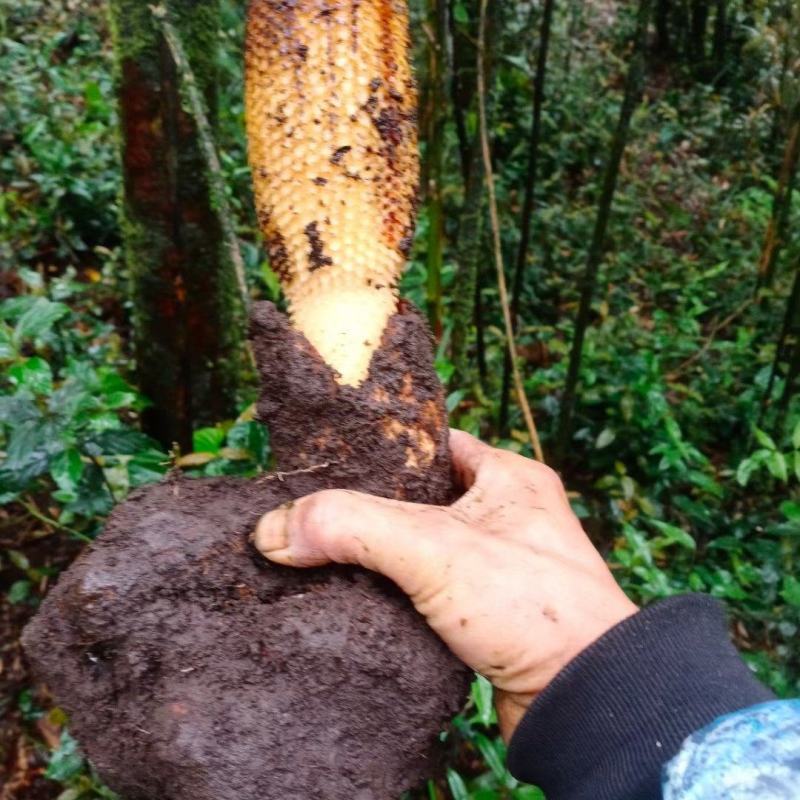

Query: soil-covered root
23;478;470;800
23;301;470;799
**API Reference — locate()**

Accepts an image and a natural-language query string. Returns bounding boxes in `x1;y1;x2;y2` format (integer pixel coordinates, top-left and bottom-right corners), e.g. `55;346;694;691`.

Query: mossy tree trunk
110;0;243;451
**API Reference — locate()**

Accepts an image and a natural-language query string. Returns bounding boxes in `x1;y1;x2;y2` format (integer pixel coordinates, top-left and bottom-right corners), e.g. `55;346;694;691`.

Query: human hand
252;430;638;739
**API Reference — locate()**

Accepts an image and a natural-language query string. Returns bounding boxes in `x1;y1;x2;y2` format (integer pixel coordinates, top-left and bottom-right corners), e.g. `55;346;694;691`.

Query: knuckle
531;462;563;489
294;490;345;539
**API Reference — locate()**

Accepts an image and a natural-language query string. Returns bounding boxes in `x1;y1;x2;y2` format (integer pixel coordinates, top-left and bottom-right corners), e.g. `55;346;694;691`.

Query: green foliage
3;0;800;798
0;272;169;526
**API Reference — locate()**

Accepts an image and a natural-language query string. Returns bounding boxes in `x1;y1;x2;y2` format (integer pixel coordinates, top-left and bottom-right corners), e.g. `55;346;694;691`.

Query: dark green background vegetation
1;0;798;797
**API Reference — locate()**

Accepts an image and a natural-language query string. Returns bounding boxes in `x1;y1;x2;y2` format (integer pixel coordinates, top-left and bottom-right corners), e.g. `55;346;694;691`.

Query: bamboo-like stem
424;0;448;337
477;0;544;462
554;0;652;463
757;113;800;290
499;0;556;435
151;5;249;313
760;265;800;421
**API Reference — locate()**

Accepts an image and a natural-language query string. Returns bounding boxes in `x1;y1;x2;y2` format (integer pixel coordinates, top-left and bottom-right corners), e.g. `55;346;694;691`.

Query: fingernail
253;504;291;555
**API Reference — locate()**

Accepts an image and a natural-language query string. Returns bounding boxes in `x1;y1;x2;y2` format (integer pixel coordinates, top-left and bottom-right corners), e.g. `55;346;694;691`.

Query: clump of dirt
23;302;471;800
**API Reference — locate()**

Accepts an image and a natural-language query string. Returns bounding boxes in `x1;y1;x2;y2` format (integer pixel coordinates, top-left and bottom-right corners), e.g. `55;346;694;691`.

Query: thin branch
150;5;250;315
20;499;92;543
477;0;544;463
666;298;753;381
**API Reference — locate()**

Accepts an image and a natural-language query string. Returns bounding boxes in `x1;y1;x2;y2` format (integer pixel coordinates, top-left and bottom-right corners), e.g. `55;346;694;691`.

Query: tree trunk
110;0;243;451
448;0;499;385
499;0;556;435
449;0;474;184
425;0;449;337
758;111;800;289
555;0;652;463
712;0;727;71
655;0;671;56
689;0;708;67
450;140;486;385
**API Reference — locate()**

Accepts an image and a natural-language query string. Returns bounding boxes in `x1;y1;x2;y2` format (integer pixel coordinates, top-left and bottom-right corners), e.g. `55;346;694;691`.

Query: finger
450;431;530;521
252;489;466;600
448;428;494;489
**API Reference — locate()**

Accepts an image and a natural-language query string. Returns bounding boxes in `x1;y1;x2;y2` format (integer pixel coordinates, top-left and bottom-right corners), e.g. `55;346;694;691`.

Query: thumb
252;489;466;600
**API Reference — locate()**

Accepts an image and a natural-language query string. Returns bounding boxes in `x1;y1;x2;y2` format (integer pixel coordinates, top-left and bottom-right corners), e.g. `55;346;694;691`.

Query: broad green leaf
780;575;800;608
781;501;800;523
470;674;495;727
13;297;69;344
193;426;226;454
736;457;756;487
446;389;465;413
596;428;616;449
9;356;53;396
793;419;800;451
45;731;85;782
453;2;469;24
7;549;30;571
84;429;158;456
767;451;788;482
473;732;508;783
0;323;15;359
446;769;469;800
51;448;84;494
649;520;696;550
8;580;31;604
753;427;777;451
0;393;41;424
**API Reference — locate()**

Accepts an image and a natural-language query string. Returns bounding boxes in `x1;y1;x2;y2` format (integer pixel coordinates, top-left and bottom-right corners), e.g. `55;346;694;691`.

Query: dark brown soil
23;302;471;799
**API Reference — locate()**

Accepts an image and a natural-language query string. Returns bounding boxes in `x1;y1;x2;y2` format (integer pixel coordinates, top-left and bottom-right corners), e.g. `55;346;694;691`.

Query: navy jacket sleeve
506;594;775;800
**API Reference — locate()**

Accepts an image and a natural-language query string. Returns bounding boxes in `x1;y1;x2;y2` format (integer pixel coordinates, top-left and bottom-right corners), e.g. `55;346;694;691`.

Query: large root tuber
23;303;470;800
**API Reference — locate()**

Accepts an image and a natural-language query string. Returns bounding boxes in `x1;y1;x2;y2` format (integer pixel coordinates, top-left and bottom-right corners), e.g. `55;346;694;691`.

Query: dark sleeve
506;594;774;800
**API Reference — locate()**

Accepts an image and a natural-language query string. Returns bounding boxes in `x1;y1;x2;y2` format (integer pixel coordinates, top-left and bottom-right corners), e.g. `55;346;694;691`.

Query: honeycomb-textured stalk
245;0;418;386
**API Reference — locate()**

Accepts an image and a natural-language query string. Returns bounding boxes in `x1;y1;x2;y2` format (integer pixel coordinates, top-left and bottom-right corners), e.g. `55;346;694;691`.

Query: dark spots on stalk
373;107;403;148
399;223;415;257
370;77;382;91
296;43;308;61
267;232;291;283
272;103;287;125
304;221;333;271
258;167;268;179
330;145;351;165
312;177;328;186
